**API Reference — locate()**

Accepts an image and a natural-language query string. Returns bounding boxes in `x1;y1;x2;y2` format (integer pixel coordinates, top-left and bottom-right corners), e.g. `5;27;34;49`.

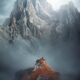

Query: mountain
0;1;80;80
50;2;80;44
2;0;80;54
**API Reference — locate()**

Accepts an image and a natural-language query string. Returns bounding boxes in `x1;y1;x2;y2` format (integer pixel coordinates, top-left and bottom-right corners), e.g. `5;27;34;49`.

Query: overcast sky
0;0;16;25
0;0;80;25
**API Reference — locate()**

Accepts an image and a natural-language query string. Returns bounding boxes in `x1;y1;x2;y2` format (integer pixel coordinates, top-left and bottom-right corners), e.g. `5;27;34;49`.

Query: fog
0;35;80;80
0;0;80;80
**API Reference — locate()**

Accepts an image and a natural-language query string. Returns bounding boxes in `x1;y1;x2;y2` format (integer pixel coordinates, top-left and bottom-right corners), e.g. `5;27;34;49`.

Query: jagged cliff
8;0;52;38
2;0;80;48
2;0;80;52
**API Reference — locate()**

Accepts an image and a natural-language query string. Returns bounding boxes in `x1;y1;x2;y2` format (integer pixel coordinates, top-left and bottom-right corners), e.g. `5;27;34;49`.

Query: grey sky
0;0;16;25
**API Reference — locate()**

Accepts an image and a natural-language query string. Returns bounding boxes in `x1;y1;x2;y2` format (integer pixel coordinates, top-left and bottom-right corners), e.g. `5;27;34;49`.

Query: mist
0;0;80;80
0;36;80;80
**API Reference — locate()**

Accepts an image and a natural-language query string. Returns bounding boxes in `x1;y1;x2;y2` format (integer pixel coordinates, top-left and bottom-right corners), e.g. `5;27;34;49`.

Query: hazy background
0;0;80;80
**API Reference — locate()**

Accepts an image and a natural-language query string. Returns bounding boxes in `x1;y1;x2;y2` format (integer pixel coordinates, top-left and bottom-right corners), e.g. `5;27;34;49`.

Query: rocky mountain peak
57;2;80;25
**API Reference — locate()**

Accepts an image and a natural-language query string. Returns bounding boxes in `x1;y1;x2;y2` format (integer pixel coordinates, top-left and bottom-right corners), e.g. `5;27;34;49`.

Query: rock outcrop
16;57;60;80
